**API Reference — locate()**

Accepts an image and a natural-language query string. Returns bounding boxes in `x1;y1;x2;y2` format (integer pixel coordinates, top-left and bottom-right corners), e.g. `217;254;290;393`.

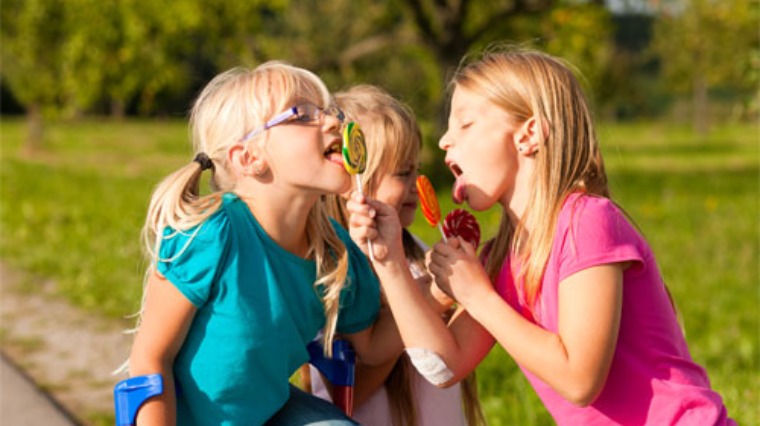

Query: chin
336;177;352;194
398;209;416;228
465;196;495;212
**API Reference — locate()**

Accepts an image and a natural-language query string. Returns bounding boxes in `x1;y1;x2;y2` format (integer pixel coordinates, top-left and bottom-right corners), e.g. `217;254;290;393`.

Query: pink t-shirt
496;193;734;425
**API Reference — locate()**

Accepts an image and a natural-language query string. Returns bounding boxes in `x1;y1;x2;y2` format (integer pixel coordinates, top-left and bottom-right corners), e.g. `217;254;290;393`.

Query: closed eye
292;104;320;123
293;114;314;123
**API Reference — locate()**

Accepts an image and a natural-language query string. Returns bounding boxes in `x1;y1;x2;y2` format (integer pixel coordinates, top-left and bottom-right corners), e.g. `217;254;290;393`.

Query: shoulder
558;193;633;238
554;193;647;276
156;194;239;305
409;231;429;252
158;206;231;262
561;193;621;223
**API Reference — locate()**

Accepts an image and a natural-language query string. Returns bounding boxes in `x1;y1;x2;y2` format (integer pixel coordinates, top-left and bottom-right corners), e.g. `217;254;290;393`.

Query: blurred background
1;0;758;425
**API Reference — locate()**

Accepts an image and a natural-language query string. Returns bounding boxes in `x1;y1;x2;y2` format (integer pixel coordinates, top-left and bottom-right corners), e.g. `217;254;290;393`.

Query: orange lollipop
416;175;448;242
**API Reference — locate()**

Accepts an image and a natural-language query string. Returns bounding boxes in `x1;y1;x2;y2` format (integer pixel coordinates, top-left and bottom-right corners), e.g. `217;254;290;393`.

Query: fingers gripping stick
343;122;375;261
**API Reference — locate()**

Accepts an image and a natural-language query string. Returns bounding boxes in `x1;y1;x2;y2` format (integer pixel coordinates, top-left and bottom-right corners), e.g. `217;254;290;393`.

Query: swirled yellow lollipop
342;121;375;260
342;121;367;175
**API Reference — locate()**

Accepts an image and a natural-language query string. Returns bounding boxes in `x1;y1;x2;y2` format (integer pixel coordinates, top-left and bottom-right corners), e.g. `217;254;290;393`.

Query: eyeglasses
241;103;345;142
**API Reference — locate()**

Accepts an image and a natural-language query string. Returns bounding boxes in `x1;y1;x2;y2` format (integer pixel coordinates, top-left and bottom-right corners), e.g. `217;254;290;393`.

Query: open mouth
324;139;343;161
324;140;341;157
448;161;463;178
447;160;466;204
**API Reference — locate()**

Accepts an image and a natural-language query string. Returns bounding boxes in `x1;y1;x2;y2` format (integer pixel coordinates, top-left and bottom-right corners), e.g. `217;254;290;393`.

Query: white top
310;234;467;426
310;362;466;426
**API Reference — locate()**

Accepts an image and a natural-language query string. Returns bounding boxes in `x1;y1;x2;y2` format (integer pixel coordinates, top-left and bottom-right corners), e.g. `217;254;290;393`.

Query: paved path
0;262;131;424
1;353;79;425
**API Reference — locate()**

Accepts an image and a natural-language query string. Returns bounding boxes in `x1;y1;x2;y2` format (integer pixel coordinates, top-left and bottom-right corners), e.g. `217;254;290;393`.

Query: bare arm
467;264;622;405
431;237;624;405
129;271;197;425
346;192;495;385
351;271;457;404
352;356;398;407
343;299;403;367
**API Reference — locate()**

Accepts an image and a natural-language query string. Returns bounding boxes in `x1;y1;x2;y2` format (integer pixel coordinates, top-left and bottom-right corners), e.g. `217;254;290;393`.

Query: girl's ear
228;143;268;177
515;116;548;155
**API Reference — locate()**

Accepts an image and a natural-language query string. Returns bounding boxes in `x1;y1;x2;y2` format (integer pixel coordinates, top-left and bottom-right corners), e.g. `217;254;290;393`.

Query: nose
439;131;452;150
408;170;419;192
323;113;342;133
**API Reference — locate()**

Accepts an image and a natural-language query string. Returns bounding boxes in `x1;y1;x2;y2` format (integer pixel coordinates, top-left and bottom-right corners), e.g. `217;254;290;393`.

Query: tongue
452;175;466;205
326;152;344;166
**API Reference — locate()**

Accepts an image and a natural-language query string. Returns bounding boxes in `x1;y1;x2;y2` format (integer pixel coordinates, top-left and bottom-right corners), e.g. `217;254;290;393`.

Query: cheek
381;191;403;211
470;135;516;193
374;178;404;208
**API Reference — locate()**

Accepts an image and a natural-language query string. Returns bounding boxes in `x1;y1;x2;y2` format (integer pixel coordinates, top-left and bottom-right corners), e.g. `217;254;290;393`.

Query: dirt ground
0;262;133;425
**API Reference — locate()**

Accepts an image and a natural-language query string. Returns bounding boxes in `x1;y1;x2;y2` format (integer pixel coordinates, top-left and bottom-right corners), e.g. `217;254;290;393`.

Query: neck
502;160;535;233
238;186;317;258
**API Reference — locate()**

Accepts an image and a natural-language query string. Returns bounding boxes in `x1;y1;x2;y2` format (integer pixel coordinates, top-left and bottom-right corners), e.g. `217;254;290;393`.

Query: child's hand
428;237;493;307
346;191;404;263
414;271;455;316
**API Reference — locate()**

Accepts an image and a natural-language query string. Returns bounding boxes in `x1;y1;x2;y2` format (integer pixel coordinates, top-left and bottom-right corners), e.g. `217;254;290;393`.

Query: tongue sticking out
452;175;466;205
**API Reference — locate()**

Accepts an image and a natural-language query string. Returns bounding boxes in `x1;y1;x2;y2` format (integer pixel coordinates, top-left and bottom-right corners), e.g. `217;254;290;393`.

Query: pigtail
141;160;222;264
309;202;349;357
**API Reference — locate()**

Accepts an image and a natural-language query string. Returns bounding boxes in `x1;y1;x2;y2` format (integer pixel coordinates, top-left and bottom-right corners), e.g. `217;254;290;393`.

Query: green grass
1;118;758;424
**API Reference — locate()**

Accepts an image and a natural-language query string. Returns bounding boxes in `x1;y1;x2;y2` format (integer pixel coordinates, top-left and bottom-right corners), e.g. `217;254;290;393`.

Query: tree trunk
692;72;709;135
111;99;126;120
22;104;44;156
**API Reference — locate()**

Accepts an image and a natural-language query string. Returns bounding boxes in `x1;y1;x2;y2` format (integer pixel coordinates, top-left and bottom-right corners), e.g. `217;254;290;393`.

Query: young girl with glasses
346;47;735;425
126;62;401;425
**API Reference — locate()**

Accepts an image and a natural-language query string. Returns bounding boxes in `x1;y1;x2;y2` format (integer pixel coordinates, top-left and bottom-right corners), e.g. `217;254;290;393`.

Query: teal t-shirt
157;192;380;425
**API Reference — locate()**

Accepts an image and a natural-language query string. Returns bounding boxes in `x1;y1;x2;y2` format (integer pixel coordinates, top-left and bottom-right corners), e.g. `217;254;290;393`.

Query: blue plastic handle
307;339;355;386
113;373;164;426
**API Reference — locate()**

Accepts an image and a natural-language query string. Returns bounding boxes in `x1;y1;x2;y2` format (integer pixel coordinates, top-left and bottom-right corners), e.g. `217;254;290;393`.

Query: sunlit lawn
1;118;757;425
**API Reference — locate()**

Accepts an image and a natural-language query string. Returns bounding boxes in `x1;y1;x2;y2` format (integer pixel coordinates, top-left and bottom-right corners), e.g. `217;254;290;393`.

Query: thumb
458;236;477;256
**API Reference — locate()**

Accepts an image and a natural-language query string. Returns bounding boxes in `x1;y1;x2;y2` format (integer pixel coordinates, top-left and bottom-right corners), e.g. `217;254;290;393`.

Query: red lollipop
443;208;481;249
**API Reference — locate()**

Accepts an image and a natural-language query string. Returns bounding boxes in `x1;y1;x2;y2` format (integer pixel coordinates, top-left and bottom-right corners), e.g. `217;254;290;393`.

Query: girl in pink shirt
346;46;734;425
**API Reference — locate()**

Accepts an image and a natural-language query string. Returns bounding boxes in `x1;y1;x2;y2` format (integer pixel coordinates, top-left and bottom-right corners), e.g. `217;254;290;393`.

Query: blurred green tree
1;0;616;158
1;0;67;152
1;0;285;151
360;0;614;179
62;0;204;118
650;0;758;133
264;0;614;180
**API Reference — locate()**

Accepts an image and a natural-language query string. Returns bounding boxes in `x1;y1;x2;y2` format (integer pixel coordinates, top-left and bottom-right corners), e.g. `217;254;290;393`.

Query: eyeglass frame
241;103;346;142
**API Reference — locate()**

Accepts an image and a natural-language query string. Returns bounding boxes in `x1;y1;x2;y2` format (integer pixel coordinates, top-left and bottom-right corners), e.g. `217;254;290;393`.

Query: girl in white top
309;85;485;426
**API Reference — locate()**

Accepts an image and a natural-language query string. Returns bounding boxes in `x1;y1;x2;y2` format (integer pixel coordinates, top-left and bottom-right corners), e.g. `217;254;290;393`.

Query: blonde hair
328;85;485;426
453;46;609;308
138;62;349;355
